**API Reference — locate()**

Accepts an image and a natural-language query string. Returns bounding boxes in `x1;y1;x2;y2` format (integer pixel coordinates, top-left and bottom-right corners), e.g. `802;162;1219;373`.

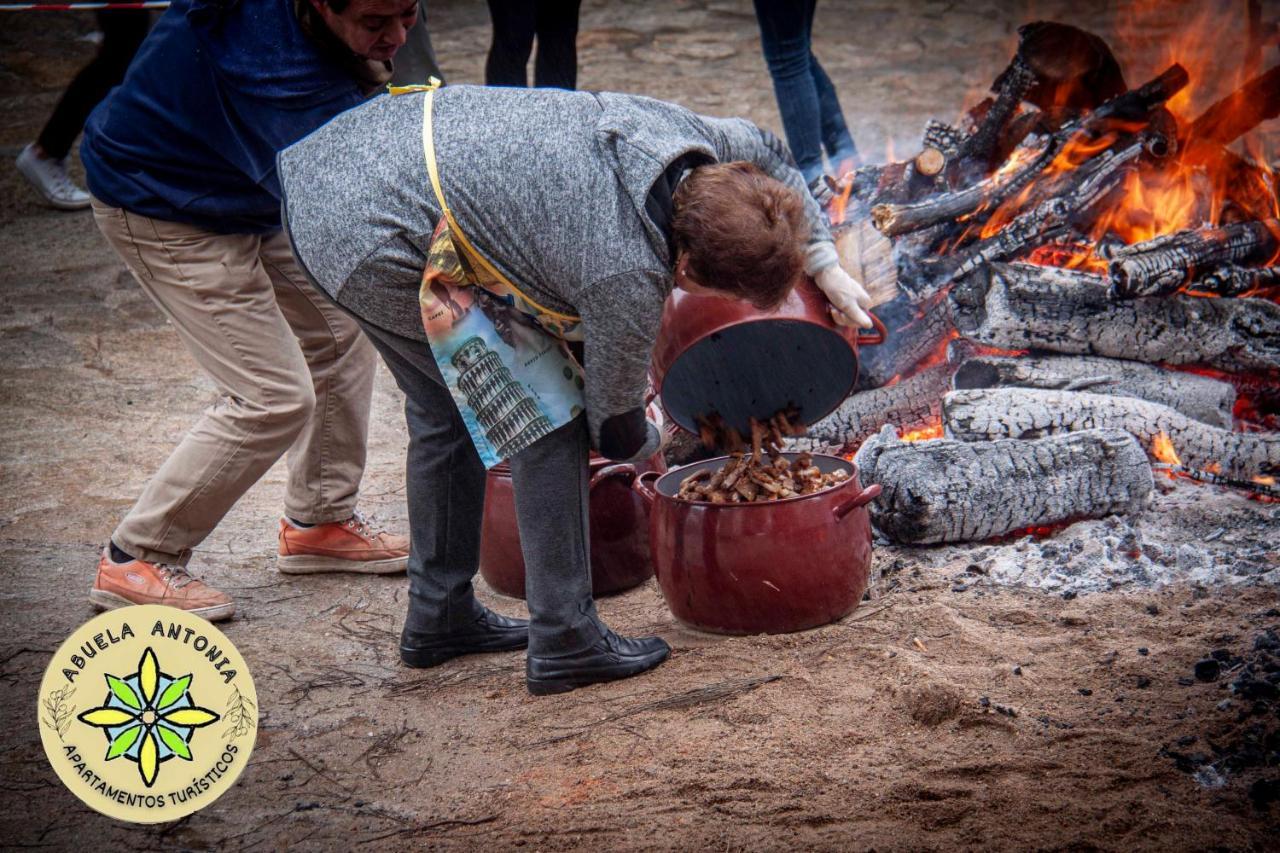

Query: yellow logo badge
37;605;257;823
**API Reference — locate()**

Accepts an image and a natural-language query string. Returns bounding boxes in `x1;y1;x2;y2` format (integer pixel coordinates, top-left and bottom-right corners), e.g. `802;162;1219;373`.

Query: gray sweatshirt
277;85;836;459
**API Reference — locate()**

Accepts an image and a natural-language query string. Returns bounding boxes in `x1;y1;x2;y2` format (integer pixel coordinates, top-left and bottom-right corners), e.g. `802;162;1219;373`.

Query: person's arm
696;115;873;327
577;269;668;462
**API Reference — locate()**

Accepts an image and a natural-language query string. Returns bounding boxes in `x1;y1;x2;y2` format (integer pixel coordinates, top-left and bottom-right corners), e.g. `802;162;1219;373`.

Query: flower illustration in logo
76;647;221;787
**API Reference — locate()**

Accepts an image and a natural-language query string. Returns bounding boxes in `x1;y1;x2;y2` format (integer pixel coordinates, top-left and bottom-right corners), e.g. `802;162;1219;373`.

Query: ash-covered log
788;364;953;455
950;262;1280;373
952;352;1236;428
950;56;1037;178
943;387;1280;479
852;425;1151;544
1109;219;1280;297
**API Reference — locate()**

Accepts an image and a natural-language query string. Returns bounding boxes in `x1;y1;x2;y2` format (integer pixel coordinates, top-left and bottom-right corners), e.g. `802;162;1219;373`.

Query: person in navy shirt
82;0;419;623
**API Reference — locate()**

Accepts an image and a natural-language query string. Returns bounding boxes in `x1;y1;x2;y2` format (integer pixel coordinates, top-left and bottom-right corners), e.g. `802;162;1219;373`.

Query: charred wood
789;364;953;455
952;353;1236;428
852;425;1151;544
1109;220;1280;297
1154;464;1280;500
943;387;1280;479
950;262;1280;373
1193;264;1280;297
950;56;1037;178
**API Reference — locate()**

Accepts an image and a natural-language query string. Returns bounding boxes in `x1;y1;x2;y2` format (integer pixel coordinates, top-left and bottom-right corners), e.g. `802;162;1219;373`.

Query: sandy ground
1;1;1278;849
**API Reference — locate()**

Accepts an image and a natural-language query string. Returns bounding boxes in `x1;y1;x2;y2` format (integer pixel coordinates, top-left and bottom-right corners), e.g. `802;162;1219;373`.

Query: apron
394;83;587;468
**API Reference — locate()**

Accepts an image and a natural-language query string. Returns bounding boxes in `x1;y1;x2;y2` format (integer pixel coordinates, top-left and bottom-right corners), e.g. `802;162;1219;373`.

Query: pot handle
856;312;888;347
632;470;661;508
833;482;882;521
590;462;637;492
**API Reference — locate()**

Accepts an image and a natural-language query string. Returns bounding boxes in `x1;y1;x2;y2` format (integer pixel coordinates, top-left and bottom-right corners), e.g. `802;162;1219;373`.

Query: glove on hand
814;265;873;329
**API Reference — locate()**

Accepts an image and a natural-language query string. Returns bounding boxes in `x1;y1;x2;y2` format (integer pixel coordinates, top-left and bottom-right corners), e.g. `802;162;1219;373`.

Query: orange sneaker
276;511;408;575
90;548;235;622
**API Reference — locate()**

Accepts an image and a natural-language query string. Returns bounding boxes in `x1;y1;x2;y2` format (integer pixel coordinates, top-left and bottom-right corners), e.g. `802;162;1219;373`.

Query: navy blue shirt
82;0;369;233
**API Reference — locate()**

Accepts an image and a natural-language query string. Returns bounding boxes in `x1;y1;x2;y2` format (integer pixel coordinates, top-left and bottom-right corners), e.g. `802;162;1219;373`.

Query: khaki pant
92;199;377;566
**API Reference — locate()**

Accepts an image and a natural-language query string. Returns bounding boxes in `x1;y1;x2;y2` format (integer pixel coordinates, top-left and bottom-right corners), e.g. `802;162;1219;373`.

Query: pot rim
654;451;859;508
654;316;862;436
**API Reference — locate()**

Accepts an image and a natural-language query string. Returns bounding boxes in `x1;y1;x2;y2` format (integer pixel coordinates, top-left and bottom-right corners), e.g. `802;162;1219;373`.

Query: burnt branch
1193;264;1280;297
852;425;1151;544
1186;65;1280;148
943;387;1280;479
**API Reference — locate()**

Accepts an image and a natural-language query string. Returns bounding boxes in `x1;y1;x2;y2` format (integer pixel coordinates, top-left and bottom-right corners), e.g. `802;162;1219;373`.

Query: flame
1150;432;1182;466
828;177;855;226
899;423;944;442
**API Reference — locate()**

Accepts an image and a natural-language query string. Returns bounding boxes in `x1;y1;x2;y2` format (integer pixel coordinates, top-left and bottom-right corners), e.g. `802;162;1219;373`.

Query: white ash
875;478;1279;596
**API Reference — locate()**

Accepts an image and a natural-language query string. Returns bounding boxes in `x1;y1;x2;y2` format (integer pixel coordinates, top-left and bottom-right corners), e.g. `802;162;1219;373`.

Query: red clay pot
479;455;666;599
651;276;886;437
632;453;881;635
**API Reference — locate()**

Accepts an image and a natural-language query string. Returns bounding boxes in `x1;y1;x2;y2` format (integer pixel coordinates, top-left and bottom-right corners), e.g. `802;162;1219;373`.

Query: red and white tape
0;2;168;9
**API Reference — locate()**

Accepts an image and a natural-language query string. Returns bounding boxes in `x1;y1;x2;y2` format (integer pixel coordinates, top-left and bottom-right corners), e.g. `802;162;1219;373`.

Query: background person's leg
509;415;602;655
752;0;824;184
353;322;490;633
532;0;581;89
92;202;318;566
811;54;859;169
35;10;150;160
258;232;377;525
485;0;536;87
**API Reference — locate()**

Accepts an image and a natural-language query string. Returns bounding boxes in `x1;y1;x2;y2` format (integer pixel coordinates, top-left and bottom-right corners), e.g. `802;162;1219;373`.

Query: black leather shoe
526;630;670;695
400;608;529;668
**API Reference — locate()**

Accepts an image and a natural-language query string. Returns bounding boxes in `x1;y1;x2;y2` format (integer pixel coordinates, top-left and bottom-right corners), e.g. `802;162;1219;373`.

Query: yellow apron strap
419;90;581;324
387;76;442;96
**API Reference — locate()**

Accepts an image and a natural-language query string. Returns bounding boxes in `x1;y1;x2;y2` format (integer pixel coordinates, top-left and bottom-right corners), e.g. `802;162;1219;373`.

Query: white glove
814;265;873;329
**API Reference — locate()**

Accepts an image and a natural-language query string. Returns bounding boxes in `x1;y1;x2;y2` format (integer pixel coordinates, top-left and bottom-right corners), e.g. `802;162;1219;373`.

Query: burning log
1109;220;1280;298
852;425;1151;544
871;136;1058;238
952;353;1236;428
789;364;953;454
950;262;1280;373
1011;21;1127;112
1185;65;1280;149
1152;464;1280;501
942;387;1280;479
918;139;1147;291
854;293;956;388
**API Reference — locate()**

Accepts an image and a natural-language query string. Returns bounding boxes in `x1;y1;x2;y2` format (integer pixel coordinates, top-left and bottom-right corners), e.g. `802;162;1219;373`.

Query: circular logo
37;605;257;823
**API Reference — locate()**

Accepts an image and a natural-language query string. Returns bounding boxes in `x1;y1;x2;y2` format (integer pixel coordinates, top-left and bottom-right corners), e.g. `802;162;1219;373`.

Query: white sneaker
16;144;91;210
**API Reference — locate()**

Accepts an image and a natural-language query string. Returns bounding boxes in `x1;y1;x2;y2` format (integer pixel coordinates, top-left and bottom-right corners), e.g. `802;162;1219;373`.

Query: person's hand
814;265;874;329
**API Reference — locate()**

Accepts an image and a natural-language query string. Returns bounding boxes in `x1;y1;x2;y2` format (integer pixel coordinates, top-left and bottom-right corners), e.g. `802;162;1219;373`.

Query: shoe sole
401;636;529;669
89;589;236;622
526;649;671;696
276;554;408;575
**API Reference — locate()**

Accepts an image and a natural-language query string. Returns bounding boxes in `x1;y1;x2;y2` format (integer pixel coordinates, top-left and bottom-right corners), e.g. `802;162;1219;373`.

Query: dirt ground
1;1;1278;849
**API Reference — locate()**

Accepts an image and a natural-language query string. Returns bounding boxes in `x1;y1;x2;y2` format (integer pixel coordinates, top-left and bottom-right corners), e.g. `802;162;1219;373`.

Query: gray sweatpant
354;320;604;656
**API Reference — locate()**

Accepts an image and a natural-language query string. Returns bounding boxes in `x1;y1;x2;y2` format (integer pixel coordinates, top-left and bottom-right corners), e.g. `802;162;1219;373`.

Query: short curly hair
671;161;810;310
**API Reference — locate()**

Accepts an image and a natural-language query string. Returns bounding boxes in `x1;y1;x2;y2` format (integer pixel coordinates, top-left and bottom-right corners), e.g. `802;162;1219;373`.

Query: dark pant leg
752;0;823;183
810;54;858;166
509;415;601;656
532;0;581;90
485;0;536;87
38;10;150;159
354;321;489;634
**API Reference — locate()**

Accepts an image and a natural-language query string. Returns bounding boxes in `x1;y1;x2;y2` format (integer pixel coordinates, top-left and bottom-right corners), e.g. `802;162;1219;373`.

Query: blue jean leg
811;54;858;166
754;0;825;183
